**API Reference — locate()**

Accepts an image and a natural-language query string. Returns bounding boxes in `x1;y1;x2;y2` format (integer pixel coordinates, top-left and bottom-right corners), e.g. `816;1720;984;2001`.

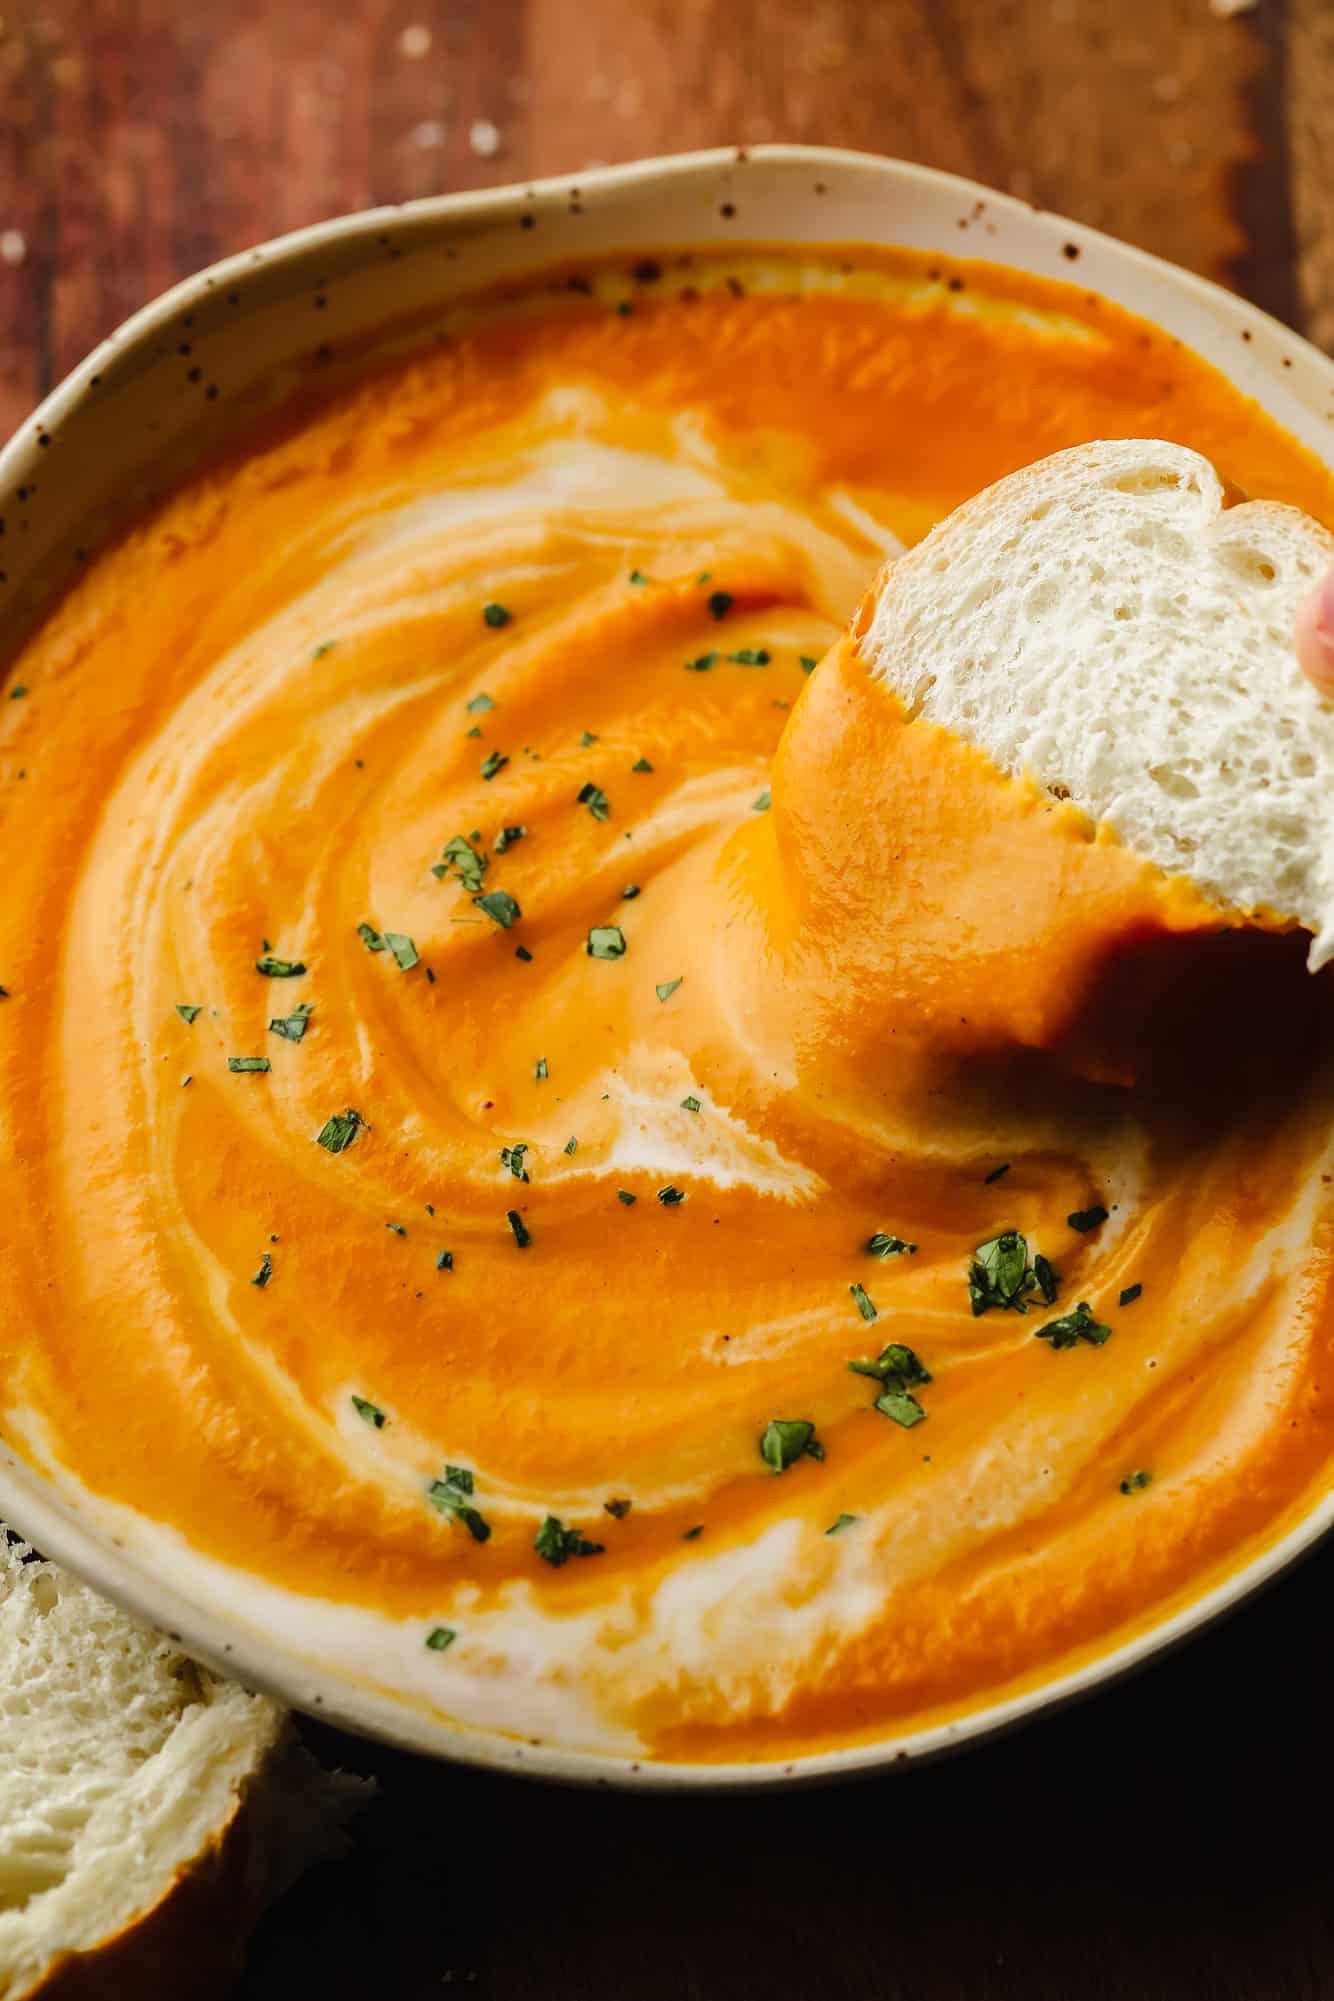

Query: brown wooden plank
1289;0;1334;353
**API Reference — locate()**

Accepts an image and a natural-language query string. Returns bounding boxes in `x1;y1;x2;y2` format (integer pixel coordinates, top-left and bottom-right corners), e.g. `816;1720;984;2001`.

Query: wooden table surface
2;3;1333;1996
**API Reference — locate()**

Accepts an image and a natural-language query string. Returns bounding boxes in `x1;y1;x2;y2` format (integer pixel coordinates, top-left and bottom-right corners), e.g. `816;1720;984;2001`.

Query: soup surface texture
5;247;1334;1767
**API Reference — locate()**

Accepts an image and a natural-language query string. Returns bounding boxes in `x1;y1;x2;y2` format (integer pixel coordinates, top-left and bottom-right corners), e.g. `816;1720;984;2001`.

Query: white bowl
3;146;1332;1789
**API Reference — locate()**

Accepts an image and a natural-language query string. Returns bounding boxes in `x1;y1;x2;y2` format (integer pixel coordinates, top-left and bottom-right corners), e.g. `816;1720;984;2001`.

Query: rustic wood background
1;2;1332;1995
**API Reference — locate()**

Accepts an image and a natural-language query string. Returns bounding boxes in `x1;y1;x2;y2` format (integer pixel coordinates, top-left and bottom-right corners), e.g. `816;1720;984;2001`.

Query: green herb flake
357;922;386;953
579;730;598;748
352;1395;386;1428
1120;1469;1152;1495
656;978;683;1002
849;1281;878;1323
577;781;611;822
436;1249;454;1271
587;925;627;960
507;1208;532;1249
729;648;770;666
628;569;651;585
707;591;734;621
480;749;509;781
876;1387;926;1428
984;1162;1011;1185
682;1525;703;1540
760;1419;823;1474
564;1135;578;1155
482;602;512;628
439;834;487;893
494;824;527;854
227;1056;271;1073
604;1497;632;1518
382;931;419;971
515;945;533;962
425;1626;456;1651
632;757;654;773
534;1057;548;1082
621;885;641;901
176;1003;203;1024
270;1002;314;1041
251;1252;273;1288
256;955;307;978
313;640;337;660
466;692;496;713
866;1232;917;1259
428;1478;491;1541
465;725;482;738
9;685;27;700
386;1222;406;1237
826;1513;860;1535
444;1464;474;1494
848;1343;932;1388
685;651;719;673
968;1230;1058;1316
657;1185;685;1206
752;788;771;812
1035;1301;1113;1350
534;1515;606;1566
799;655;818;674
1119;1283;1143;1307
1068;1204;1110;1233
680;1095;701;1113
316;1108;365;1155
501;1143;530;1183
617;1190;636;1206
475;889;522;928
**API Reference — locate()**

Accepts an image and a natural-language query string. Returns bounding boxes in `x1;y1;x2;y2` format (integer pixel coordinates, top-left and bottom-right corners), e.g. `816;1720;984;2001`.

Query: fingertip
1296;570;1334;694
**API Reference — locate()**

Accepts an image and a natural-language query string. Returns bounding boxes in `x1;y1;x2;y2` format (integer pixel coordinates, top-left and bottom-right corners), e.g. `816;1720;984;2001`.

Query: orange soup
5;247;1334;1765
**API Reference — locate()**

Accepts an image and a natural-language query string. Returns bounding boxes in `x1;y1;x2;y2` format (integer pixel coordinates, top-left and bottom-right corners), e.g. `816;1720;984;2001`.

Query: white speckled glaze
2;147;1333;1790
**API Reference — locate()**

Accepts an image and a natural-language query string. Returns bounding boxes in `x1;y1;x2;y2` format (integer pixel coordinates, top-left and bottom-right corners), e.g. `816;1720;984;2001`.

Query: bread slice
0;1531;362;2000
858;439;1334;965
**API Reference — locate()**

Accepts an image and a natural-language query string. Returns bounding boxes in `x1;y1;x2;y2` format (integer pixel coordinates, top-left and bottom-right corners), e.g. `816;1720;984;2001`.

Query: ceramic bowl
3;146;1332;1788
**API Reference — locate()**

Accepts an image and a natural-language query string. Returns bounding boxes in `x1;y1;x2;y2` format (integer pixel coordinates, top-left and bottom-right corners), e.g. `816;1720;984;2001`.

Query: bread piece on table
0;1531;364;2000
859;438;1334;964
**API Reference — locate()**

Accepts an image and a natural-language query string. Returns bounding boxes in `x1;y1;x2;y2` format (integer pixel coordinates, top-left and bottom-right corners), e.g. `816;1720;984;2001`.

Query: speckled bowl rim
3;145;1333;1791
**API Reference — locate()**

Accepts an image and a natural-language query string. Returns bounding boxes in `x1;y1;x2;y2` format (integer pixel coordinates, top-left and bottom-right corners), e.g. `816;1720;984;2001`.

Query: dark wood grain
1;5;1332;1997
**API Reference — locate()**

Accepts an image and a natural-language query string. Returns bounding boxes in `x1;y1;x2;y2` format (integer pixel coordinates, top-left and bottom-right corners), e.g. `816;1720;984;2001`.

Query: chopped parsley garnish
445;1464;474;1493
515;945;533;962
656;978;683;1002
1119;1283;1143;1307
799;655;818;674
682;1525;703;1540
475;889;521;928
760;1419;824;1474
270;1001;314;1041
176;1003;203;1024
425;1626;456;1651
507;1208;532;1248
621;885;641;900
382;931;419;971
480;750;509;780
251;1253;273;1288
466;724;482;737
428;1476;490;1541
577;781;611;821
436;1249;454;1271
494;824;526;854
352;1395;386;1428
534;1057;548;1082
968;1231;1058;1315
753;789;771;812
826;1513;860;1535
466;692;496;713
632;757;654;773
579;730;598;748
534;1515;606;1565
316;1108;365;1154
729;648;770;666
875;1387;927;1428
707;591;734;620
866;1232;917;1258
984;1163;1011;1185
604;1497;632;1518
617;1190;636;1206
680;1094;701;1113
628;569;650;585
685;651;718;672
1120;1469;1152;1495
564;1135;578;1154
227;1056;270;1073
1068;1204;1109;1233
255;955;306;978
482;602;511;628
849;1282;877;1323
587;924;627;959
847;1343;931;1387
438;834;487;892
657;1185;685;1206
1035;1301;1113;1349
357;922;386;952
386;1222;406;1237
9;685;27;699
501;1143;530;1182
